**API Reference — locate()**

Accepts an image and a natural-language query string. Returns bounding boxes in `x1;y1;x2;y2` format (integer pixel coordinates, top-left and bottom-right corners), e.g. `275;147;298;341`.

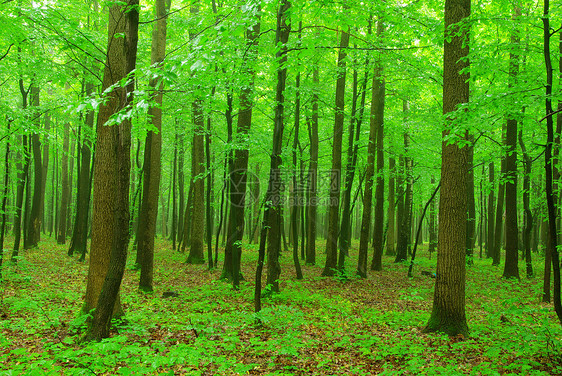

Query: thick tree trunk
322;27;349;276
83;0;139;340
425;0;470;337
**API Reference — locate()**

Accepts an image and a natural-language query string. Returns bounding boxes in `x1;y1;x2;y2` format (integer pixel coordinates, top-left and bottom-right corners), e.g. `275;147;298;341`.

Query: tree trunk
69;80;95;258
57;120;70;245
486;162;495;258
255;0;291;310
83;0;139;340
305;67;319;265
26;82;42;249
171;132;178;250
396;120;412;263
290;21;303;280
137;0;170;292
370;21;386;271
322;27;349;276
386;157;396;256
356;68;380;278
0;120;11;277
185;4;205;265
265;0;291;292
465;135;475;265
502;6;521;279
542;0;562;325
519;129;533;278
428;176;437;256
425;0;470;337
40;113;49;234
338;32;370;268
221;7;261;285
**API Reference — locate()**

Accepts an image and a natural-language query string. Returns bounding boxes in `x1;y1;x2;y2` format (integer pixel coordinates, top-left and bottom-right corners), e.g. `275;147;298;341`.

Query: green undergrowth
0;238;561;375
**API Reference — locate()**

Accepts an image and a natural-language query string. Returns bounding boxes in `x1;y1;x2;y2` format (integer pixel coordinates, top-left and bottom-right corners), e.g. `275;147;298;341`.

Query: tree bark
69;80;95;258
0;120;11;277
265;0;291;292
305;66;319;265
25;82;42;249
57;120;70;245
425;0;470;337
486;162;495;258
137;0;170;292
502;5;521;279
322;27;349;276
371;21;386;271
186;3;206;265
83;0;139;340
542;0;562;325
386;157;397;256
255;0;291;310
222;6;261;286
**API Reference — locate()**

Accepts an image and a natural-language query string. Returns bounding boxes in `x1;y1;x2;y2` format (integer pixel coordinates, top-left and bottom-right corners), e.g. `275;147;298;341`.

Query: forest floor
0;236;561;375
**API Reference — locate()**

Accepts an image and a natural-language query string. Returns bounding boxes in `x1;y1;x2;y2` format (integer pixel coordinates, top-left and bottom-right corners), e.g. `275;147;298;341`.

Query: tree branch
0;43;14;62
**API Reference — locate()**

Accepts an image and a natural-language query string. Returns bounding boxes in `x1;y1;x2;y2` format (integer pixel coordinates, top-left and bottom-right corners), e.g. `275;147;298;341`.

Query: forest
1;0;562;374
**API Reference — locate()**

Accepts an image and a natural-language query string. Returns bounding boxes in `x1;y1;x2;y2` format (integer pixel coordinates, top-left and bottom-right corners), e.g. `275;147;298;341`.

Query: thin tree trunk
69;80;95;258
0;120;11;277
386;157;396;256
57;120;70;245
255;0;291;310
26;82;42;249
221;7;261;285
137;0;170;292
306;67;319;265
486;162;495;258
542;0;562;325
265;0;291;292
339;27;370;268
322;27;349;276
371;21;386;271
502;5;521;279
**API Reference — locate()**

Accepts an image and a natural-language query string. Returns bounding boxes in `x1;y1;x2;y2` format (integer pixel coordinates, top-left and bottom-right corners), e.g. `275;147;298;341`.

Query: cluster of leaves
0;237;561;375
